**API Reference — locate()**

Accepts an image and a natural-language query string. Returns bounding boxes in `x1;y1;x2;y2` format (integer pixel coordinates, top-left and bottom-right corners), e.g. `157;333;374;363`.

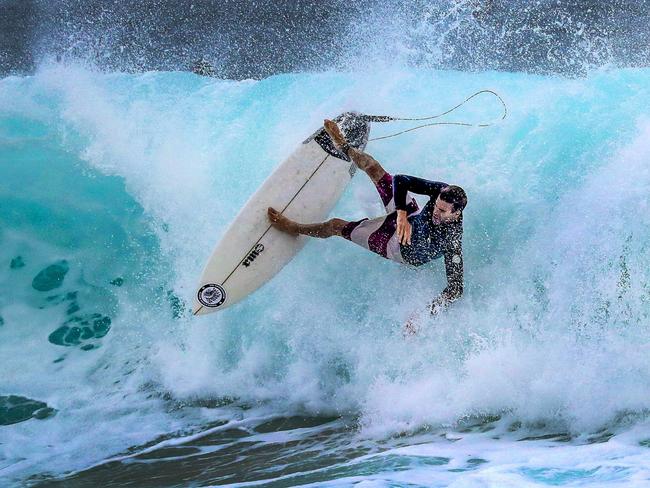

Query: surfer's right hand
396;210;412;245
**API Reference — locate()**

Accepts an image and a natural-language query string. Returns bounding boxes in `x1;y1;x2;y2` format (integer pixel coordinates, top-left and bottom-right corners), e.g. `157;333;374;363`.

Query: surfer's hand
428;296;451;317
402;313;421;337
396;210;412;245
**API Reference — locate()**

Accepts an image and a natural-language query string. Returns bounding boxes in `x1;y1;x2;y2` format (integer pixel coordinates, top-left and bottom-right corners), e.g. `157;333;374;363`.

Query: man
268;119;466;330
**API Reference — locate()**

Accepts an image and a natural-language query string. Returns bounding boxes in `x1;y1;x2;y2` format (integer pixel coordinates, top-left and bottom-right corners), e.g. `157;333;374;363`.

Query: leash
361;89;507;141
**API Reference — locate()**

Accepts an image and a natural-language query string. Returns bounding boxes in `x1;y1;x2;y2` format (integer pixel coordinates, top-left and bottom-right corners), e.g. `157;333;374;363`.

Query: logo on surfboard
243;244;265;267
198;283;227;308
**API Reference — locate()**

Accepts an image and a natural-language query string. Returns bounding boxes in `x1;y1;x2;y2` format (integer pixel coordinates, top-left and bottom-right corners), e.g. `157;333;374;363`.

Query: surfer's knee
328;218;349;237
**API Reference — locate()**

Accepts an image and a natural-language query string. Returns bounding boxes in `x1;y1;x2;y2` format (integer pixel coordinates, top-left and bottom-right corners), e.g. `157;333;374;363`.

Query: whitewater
2;63;650;486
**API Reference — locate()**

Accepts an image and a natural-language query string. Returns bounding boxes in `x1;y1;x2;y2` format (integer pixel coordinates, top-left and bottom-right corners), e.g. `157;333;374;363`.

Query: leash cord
362;89;507;142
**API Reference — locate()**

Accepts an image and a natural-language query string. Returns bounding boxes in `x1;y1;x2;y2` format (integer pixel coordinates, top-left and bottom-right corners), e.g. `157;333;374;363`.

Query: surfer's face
432;197;460;224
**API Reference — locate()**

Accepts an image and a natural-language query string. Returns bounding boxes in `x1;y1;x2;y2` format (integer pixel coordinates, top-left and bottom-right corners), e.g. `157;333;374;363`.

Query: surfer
268;119;466;330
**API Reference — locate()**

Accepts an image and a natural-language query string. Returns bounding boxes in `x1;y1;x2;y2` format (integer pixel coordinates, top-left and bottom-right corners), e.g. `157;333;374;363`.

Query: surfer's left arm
402;234;464;335
430;235;464;315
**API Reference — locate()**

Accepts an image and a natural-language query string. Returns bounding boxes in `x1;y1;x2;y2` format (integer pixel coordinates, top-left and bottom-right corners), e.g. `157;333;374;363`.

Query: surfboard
192;112;371;315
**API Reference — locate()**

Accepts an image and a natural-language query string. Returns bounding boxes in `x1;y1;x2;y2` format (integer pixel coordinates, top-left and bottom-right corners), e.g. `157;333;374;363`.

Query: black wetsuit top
393;174;464;301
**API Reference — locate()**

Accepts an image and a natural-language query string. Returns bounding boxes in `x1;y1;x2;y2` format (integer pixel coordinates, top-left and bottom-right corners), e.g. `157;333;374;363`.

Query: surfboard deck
193;113;370;315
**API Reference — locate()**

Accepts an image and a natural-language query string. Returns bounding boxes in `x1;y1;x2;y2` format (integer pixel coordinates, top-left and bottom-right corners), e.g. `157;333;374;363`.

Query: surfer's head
433;185;466;224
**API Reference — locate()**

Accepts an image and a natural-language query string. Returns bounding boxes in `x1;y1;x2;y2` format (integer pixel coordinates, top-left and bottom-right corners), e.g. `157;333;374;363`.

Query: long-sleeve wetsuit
393;174;464;303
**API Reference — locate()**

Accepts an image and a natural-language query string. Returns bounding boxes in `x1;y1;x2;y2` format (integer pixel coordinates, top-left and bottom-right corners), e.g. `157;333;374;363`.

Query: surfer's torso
393;174;463;267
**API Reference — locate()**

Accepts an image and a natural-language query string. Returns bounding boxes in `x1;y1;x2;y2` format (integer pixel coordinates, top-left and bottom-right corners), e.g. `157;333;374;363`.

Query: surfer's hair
440;185;467;212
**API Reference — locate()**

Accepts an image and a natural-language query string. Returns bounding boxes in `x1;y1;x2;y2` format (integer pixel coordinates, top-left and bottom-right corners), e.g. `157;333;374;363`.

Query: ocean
2;62;650;486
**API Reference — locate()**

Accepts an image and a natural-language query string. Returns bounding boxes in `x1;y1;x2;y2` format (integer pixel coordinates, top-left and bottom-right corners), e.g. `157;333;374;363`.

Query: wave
2;63;650;481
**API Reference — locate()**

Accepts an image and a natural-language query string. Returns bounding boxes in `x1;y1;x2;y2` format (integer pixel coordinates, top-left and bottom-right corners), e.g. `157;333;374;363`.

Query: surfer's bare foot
324;119;382;176
324;119;348;148
268;207;299;235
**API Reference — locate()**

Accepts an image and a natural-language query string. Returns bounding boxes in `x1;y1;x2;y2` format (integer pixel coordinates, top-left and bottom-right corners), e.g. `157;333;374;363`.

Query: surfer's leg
268;208;348;238
367;171;419;215
323;119;386;184
347;148;387;185
340;213;405;263
294;218;348;238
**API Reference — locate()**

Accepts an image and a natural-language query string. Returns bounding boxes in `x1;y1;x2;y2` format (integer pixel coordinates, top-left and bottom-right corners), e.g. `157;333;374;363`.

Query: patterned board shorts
341;173;420;263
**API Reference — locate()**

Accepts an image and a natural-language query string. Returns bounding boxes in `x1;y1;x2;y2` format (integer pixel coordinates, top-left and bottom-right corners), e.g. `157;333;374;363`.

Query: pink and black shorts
341;173;420;263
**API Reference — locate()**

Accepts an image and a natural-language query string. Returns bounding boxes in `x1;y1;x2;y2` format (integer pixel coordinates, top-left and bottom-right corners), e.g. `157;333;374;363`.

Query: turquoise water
3;64;650;486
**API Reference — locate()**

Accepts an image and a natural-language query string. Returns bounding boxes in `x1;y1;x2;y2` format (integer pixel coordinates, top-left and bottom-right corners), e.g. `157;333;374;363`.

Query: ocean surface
2;64;650;486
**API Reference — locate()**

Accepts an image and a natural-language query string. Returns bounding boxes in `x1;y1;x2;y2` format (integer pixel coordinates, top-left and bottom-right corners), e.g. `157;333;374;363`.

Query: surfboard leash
362;89;507;142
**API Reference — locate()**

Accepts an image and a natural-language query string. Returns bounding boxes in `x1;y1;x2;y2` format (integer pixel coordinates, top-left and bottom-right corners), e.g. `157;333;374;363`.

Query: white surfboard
193;113;371;315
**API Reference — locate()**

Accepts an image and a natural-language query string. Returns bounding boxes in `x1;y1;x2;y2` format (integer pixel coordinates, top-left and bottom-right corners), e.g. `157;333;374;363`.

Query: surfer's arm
430;238;464;314
403;242;463;335
393;174;448;210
